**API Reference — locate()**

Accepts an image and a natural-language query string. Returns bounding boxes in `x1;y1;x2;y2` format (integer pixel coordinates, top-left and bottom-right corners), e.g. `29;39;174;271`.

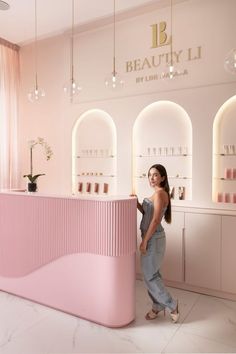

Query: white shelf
135;175;191;180
214;153;236;157
76;155;115;159
76;174;115;178
135;154;191;158
215;177;236;181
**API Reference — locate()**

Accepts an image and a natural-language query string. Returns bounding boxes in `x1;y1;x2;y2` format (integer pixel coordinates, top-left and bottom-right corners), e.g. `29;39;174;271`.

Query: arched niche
213;95;236;204
72;109;117;195
133;100;192;202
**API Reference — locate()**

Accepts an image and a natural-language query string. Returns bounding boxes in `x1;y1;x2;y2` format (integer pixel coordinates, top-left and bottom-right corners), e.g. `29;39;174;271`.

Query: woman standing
135;164;179;323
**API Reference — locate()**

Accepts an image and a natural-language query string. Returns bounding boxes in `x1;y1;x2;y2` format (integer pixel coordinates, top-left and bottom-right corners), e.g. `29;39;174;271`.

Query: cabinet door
221;216;236;294
185;213;221;290
161;211;184;282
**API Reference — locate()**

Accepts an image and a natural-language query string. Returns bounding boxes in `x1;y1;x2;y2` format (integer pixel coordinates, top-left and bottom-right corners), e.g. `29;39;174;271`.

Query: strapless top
140;198;166;235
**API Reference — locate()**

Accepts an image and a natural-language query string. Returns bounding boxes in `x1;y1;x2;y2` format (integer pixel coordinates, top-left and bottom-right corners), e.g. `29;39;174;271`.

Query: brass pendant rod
71;0;75;82
170;0;173;66
34;0;38;89
113;0;116;75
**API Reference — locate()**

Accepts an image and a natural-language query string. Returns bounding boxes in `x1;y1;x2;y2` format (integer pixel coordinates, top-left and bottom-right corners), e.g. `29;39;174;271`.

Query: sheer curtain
0;38;20;189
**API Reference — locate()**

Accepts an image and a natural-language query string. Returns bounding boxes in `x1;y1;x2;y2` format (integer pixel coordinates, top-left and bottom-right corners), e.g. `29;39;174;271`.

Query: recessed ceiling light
0;1;10;10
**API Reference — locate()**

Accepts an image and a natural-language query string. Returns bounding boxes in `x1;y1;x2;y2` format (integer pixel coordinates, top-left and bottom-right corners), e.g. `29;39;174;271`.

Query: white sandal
145;308;165;320
170;301;179;323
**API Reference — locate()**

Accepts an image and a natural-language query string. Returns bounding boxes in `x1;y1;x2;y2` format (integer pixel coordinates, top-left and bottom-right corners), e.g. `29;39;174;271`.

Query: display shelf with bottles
213;145;236;204
134;155;192;201
76;173;116;178
72;110;117;195
132;101;192;204
76;149;115;159
212;96;236;205
135;145;191;158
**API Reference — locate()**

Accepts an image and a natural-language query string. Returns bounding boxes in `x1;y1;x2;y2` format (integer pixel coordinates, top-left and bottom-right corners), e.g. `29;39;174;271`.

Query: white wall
18;0;236;209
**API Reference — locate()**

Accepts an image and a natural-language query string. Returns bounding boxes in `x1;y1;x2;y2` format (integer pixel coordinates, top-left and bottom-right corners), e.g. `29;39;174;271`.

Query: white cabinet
161;211;184;282
184;213;221;290
221;216;236;294
158;210;236;299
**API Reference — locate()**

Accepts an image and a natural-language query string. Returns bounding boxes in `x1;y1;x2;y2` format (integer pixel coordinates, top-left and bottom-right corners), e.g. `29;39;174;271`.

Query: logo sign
125;21;202;83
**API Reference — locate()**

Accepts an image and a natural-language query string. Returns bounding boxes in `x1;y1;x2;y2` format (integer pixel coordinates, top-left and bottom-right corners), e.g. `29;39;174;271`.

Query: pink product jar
224;193;231;203
217;193;223;203
224;168;232;179
232;168;236;179
233;193;236;204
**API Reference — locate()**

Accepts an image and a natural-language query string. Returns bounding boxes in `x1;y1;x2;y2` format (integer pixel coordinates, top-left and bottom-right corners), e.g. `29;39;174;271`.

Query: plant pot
28;182;37;192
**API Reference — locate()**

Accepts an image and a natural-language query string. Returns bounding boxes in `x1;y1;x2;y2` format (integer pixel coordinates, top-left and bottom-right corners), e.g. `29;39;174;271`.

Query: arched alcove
213;95;236;204
72;109;117;195
133;100;192;203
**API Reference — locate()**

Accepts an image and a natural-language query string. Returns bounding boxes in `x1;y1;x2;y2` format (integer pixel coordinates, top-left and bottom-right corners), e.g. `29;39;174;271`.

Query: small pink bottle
224;168;232;179
224;193;231;203
78;182;83;193
232;168;236;179
103;183;109;194
233;193;236;204
86;182;91;193
94;183;99;193
217;192;223;203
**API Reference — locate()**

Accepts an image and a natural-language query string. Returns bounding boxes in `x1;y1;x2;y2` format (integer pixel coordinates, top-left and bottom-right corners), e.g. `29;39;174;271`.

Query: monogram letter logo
151;22;171;48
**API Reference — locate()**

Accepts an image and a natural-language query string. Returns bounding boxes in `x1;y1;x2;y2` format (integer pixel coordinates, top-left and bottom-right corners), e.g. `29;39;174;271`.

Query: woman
135;164;179;323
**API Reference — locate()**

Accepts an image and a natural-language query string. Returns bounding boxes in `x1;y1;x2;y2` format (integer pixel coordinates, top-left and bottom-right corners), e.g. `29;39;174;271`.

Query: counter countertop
0;190;135;202
1;190;236;216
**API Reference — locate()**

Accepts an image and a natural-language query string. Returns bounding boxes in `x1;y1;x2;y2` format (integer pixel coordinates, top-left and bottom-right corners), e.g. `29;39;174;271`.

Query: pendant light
161;0;176;80
224;48;236;74
63;0;82;101
104;0;124;90
0;1;10;10
28;0;45;102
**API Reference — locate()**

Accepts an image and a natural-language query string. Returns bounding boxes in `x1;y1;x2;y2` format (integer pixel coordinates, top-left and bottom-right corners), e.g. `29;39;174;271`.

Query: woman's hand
139;239;147;255
130;194;144;214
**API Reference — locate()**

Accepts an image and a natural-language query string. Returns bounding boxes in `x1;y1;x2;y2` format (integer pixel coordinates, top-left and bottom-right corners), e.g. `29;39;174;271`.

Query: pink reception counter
0;192;137;327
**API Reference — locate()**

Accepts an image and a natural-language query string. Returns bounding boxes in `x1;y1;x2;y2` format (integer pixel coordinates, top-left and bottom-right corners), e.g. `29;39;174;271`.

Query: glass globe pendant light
224;48;236;74
0;1;10;11
104;0;124;90
28;0;45;102
63;0;82;101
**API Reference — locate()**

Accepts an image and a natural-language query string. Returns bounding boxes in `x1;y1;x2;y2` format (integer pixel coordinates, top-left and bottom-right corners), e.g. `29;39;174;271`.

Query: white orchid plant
23;137;53;183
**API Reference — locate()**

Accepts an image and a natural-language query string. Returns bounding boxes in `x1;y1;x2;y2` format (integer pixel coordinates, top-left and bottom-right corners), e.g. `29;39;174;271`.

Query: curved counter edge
0;253;136;327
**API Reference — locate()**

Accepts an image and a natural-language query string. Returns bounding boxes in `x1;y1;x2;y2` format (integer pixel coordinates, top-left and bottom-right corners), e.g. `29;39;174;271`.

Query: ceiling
0;0;181;46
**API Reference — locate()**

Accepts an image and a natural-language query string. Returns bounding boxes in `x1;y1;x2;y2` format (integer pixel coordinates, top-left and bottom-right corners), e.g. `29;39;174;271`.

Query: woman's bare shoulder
154;189;168;205
154;189;165;197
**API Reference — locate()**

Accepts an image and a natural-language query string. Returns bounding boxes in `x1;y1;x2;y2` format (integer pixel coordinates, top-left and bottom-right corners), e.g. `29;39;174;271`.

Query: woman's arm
130;194;144;214
137;200;144;214
140;191;164;254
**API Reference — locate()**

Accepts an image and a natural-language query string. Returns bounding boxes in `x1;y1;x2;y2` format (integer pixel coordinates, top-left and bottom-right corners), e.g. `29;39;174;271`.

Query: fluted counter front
0;192;137;327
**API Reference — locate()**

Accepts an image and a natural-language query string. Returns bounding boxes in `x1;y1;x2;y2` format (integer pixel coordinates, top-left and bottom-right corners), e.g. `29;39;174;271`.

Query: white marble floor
0;280;236;354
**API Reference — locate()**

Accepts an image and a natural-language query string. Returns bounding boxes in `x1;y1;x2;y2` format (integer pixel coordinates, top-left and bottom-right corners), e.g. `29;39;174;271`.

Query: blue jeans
141;232;177;312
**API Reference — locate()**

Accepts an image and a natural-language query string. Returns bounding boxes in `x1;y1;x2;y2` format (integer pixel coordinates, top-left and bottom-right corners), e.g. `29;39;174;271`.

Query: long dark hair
148;164;171;224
